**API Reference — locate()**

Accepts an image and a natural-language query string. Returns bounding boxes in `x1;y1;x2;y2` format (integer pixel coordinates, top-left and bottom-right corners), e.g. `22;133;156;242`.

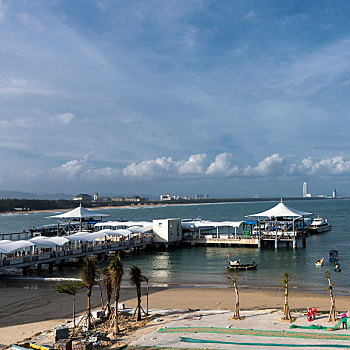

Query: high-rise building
303;182;308;198
332;188;337;199
93;192;98;201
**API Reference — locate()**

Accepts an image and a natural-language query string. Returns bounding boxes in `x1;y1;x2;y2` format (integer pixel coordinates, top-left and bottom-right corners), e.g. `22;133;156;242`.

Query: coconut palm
129;265;148;321
281;272;294;322
109;254;124;334
227;275;244;320
80;257;99;329
102;267;113;317
325;270;337;322
54;281;83;332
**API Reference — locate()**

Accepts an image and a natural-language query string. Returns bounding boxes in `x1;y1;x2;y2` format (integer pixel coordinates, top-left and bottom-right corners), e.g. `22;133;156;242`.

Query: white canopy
94;221;152;228
0;240;35;254
97;228;131;237
127;225;153;233
247;201;312;218
47;205;110;219
64;231;108;242
182;220;243;228
29;236;69;246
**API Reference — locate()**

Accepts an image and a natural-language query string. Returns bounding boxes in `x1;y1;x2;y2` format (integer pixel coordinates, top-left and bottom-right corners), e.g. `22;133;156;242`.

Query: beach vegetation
227;275;244;320
102;267;113;317
53;281;83;333
129;265;148;321
80;257;99;330
108;253;124;334
281;272;294;322
324;270;337;322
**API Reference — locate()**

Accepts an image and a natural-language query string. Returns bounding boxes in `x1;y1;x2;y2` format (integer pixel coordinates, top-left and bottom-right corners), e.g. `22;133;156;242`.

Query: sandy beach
0;283;349;347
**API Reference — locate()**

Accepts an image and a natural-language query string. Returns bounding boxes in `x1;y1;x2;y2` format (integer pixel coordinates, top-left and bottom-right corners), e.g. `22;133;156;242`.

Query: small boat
315;258;324;267
329;250;339;261
334;263;342;272
227;259;258;270
309;216;332;234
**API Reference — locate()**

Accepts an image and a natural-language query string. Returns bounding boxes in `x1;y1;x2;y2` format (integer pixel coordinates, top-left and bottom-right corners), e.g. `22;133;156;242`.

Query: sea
0;199;349;294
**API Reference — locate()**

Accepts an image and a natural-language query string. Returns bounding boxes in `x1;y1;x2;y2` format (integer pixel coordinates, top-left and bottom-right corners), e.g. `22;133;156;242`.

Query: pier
0;237;153;276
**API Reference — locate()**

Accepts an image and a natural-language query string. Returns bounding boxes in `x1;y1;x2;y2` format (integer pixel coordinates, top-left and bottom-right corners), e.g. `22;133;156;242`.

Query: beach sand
0;284;349;347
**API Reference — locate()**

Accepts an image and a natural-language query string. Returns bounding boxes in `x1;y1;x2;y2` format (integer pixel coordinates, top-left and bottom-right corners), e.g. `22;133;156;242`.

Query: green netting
180;336;350;348
290;317;347;331
158;326;350;340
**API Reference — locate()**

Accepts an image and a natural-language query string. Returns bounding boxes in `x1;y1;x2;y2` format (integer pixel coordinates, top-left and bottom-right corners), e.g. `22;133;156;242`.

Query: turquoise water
0;200;349;292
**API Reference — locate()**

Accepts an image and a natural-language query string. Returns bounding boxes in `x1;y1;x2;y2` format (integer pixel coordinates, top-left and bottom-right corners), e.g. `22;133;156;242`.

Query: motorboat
334;263;342;272
315;258;324;267
309;216;332;234
329;250;339;261
227;259;258;270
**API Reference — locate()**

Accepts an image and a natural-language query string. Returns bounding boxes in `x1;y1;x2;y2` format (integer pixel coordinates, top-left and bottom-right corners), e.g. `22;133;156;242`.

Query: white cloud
178;153;207;174
298;156;350;176
206;153;237;176
52;153;119;180
56;112;75;125
242;154;286;177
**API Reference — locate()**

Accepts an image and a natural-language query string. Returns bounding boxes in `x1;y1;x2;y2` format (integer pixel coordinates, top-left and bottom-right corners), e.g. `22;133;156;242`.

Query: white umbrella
29;236;69;246
97;229;130;237
0;240;35;254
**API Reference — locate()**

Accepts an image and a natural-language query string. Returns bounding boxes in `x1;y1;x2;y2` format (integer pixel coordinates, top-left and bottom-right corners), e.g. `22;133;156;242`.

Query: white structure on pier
153;218;182;243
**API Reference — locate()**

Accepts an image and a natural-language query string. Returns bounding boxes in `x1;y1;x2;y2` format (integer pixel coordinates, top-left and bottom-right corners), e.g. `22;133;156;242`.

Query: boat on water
334;263;342;272
309;216;332;234
227;259;258;270
315;258;324;267
329;250;339;261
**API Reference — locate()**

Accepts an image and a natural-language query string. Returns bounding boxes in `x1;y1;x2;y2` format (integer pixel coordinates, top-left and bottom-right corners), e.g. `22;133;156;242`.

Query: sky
1;0;350;198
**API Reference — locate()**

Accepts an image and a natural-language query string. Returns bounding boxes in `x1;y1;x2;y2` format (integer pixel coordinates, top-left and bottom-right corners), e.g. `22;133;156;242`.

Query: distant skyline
1;1;350;197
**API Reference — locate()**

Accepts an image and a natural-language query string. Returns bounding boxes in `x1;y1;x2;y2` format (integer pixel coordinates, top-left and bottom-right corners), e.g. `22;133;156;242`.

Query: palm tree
102;267;113;317
227;275;244;320
80;257;99;329
129;265;148;321
54;281;83;332
109;254;124;334
281;272;294;322
325;270;337;322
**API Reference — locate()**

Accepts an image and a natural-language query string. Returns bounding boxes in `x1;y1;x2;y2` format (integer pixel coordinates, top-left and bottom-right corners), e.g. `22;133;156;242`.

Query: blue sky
0;0;350;198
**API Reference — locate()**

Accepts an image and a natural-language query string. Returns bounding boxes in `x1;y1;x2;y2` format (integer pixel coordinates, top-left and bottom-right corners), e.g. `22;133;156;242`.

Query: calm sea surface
0;199;349;293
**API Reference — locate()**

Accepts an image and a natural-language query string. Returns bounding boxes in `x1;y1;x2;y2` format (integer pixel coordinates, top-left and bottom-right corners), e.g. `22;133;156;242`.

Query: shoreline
1;285;350;346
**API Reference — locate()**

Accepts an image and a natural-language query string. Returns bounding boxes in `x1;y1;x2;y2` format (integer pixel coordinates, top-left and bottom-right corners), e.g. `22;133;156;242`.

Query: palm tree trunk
87;292;91;330
73;295;76;331
114;283;120;334
137;284;141;321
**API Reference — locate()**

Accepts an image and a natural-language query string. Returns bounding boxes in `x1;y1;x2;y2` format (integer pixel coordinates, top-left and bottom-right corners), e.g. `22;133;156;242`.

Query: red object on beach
307;307;317;321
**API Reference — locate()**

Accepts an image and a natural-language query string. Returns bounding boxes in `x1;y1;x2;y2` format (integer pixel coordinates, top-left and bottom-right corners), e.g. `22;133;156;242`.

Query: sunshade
29;236;69;246
247;201;312;218
0;240;35;254
47;205;110;219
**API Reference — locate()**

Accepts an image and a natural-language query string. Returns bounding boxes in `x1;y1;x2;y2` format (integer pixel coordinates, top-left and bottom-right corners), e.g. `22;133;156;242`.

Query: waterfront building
93;192;98;201
153;218;182;243
73;193;93;201
332;188;337;199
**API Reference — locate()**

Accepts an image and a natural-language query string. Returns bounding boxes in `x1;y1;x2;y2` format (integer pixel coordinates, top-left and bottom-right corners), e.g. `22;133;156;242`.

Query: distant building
152;218;182;243
160;194;171;201
111;196;125;202
73;194;93;201
332;188;337;199
303;182;308;198
93;192;98;201
124;196;149;202
303;182;311;198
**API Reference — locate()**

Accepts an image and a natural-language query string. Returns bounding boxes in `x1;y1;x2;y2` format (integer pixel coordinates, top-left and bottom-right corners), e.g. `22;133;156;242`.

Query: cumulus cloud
52;153;119;180
206;153;238;176
242;154;286;177
178;153;207;174
55;112;75;125
298;156;350;176
122;157;178;177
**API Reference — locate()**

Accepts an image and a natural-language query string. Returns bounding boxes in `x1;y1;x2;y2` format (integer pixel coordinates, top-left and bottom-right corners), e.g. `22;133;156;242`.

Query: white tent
247;201;312;218
183;220;243;228
94;221;152;228
65;231;108;242
97;228;131;237
29;236;69;246
0;240;35;254
47;205;110;219
127;225;153;233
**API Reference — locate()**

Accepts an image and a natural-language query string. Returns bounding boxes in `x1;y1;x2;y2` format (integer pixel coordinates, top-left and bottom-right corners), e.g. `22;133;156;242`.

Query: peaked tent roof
47;205;110;219
247;201;312;218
